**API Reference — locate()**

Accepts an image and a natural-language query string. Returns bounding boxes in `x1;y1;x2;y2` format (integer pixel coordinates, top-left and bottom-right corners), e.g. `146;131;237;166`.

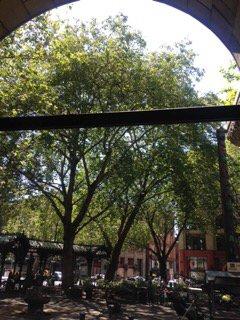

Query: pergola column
0;251;6;285
38;253;48;274
26;252;35;278
86;256;93;278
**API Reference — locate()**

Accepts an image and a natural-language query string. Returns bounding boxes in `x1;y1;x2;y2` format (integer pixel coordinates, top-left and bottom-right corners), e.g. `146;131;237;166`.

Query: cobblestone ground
0;296;178;320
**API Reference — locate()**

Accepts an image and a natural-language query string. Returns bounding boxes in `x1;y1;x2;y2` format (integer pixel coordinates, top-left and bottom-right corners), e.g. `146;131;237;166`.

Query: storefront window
189;257;207;271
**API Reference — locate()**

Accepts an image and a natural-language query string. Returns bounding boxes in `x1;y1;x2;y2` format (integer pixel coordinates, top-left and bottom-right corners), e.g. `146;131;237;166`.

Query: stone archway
0;0;78;39
0;0;240;67
156;0;240;67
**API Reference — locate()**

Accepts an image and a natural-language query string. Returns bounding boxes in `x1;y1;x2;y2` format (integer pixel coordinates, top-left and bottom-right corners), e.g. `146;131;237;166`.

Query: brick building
117;233;178;279
178;229;226;280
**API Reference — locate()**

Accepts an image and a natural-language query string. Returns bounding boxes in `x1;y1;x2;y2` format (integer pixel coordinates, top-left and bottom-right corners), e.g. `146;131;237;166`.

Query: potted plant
65;285;83;299
83;279;94;299
24;287;50;315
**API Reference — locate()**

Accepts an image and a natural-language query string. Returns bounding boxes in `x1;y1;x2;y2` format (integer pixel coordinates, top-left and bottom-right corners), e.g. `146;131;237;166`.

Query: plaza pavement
0;296;178;319
1;295;240;319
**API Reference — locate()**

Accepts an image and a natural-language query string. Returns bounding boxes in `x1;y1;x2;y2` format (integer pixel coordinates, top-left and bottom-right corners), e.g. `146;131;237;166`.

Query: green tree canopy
0;14;220;284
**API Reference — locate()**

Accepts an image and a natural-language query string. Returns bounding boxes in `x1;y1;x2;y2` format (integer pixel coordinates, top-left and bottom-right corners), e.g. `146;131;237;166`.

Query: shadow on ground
0;296;178;319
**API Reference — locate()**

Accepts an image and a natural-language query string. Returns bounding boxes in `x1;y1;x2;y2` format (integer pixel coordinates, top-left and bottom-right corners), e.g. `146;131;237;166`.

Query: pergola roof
0;233;107;257
30;240;106;256
0;0;239;67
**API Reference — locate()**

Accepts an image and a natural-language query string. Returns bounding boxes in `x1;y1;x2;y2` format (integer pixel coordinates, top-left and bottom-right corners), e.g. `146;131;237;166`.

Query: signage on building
227;262;240;272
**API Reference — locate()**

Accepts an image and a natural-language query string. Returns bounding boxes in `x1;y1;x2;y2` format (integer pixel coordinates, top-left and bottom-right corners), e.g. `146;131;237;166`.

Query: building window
128;258;134;268
186;234;206;250
216;235;225;251
119;257;125;267
189;257;207;271
137;258;143;275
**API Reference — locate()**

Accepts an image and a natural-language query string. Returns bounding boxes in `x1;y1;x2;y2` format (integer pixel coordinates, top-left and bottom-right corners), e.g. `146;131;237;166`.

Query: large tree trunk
62;226;75;289
105;245;122;281
105;197;144;281
159;256;167;282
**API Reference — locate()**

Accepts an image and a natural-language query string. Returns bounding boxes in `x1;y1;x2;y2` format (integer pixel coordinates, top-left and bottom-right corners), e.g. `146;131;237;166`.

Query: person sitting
35;272;44;287
14;272;20;290
5;271;15;293
23;272;34;293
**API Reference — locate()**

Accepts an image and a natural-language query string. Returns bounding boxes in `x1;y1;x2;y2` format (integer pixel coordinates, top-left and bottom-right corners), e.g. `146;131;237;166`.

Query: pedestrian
147;275;154;305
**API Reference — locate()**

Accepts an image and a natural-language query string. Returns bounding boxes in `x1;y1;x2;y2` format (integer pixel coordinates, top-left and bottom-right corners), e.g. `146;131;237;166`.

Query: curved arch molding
0;0;239;67
155;0;240;67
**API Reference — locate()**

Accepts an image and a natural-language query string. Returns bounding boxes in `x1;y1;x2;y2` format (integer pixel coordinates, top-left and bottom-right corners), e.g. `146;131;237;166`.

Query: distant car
93;273;105;280
134;276;145;282
127;277;135;281
167;279;178;289
53;271;62;281
126;276;145;282
90;274;105;287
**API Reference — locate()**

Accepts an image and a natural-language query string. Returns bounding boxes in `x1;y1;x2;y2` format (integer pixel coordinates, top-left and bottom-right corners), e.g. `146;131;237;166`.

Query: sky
53;0;235;95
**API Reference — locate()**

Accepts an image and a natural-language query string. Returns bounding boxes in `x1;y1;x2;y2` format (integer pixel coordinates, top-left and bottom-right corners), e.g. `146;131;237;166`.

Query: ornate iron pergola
0;105;239;131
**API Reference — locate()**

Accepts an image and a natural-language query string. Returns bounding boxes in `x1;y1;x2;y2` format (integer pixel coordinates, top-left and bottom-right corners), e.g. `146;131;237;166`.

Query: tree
0;133;24;231
0;15;149;288
96;127;172;281
220;63;240;225
144;134;220;280
0;14;218;287
94;117;220;281
3;195;62;241
220;63;240;105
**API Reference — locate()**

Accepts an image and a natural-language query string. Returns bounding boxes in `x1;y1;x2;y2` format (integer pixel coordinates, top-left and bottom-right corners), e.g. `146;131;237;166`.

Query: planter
137;287;148;302
85;288;93;300
24;287;50;315
65;286;83;299
25;296;50;314
82;279;94;300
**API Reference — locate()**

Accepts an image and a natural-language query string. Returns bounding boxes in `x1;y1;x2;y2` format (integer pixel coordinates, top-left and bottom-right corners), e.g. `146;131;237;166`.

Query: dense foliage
0;14;221;284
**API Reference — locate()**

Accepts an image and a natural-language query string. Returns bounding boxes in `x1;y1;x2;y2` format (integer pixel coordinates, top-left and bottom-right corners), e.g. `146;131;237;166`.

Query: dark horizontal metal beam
0;105;239;131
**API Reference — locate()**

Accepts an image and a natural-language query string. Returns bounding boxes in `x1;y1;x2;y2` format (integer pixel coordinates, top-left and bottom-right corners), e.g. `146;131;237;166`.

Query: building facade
116;234;178;280
178;230;226;280
117;248;147;279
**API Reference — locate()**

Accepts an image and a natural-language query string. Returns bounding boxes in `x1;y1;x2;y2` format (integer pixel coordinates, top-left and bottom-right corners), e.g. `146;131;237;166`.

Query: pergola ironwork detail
0;105;239;131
